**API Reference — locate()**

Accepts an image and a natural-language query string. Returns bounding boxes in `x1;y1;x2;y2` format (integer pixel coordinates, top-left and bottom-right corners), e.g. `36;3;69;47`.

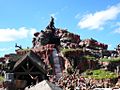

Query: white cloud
113;22;120;34
78;4;120;30
116;22;120;26
29;28;37;37
114;27;120;33
0;27;37;42
0;47;12;52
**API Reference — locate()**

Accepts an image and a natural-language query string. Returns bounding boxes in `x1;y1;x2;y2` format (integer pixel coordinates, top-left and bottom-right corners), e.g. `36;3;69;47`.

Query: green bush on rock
100;57;120;62
82;69;117;80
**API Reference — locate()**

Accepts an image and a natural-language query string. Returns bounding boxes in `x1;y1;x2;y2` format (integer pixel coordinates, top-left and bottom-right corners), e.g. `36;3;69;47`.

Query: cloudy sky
0;0;120;57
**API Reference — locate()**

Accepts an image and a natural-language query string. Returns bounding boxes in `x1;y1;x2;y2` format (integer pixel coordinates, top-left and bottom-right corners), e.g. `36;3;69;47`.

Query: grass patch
82;69;117;80
100;57;120;62
61;48;82;55
83;55;96;60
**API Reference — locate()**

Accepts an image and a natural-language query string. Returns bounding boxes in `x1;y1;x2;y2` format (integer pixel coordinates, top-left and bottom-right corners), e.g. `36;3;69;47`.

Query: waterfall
52;48;62;80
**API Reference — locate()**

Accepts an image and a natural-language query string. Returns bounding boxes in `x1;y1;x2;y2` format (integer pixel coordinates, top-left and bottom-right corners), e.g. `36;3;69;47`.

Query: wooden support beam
28;66;34;72
21;66;27;71
15;72;42;75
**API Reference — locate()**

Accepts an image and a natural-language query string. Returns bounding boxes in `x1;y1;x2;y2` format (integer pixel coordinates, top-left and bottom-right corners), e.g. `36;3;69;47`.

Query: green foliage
61;48;82;55
83;55;96;60
83;69;117;80
100;57;120;62
0;76;4;81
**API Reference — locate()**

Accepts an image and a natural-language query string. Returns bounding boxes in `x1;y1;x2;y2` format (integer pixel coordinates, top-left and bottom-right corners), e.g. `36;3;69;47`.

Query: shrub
83;69;117;79
0;76;4;81
100;57;120;62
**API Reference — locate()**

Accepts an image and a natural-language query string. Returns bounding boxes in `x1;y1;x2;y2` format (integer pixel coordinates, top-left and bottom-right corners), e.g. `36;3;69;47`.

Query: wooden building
12;50;47;89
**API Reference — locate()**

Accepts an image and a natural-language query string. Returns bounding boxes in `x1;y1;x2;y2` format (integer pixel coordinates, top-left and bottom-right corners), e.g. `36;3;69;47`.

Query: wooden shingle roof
13;50;46;74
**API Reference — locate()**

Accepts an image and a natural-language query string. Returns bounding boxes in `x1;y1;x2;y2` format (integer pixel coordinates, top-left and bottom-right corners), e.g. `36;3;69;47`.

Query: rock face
32;19;81;49
1;17;108;76
32;44;55;69
116;44;120;56
32;17;60;48
61;49;99;73
4;17;120;89
56;29;81;49
79;38;108;50
31;17;82;75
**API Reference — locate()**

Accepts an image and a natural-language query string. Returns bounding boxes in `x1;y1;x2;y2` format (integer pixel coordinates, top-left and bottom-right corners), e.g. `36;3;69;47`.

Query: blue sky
0;0;120;57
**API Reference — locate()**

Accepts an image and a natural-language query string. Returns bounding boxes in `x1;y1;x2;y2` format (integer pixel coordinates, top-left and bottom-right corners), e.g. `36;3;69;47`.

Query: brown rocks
79;38;108;50
56;29;81;49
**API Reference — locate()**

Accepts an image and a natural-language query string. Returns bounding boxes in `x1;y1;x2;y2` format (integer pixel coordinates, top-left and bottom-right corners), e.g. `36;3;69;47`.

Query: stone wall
61;49;99;73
